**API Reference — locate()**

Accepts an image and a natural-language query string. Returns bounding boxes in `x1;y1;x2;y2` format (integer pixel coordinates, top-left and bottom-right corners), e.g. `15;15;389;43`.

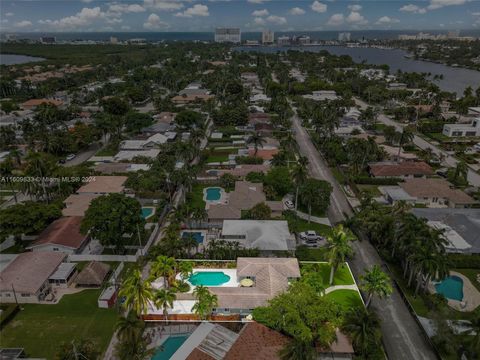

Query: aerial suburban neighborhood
0;1;480;360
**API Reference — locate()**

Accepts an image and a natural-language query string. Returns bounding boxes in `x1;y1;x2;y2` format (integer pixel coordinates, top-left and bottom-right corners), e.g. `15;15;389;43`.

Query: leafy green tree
342;308;382;358
55;338;99;360
244;202;271;220
175;110;203;129
154;288;177;320
119;268;154;317
264;166;293;198
192;286;218;320
327;225;355;285
291;160;308;211
150;255;176;287
219;173;236;191
81;193;145;252
116;311;145;345
360;265;393;308
298;178;332;222
125;112;153;134
0;125;16;150
279;339;316;360
247;132;266;156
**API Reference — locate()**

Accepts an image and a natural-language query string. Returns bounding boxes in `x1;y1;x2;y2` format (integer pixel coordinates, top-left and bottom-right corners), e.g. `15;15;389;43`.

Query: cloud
289;7;305;15
38;7;105;30
143;0;184;11
427;0;467;10
375;16;400;24
399;4;427;13
254;17;266;25
81;0;94;3
143;13;169;29
247;0;270;3
252;9;269;16
5;12;14;17
108;3;145;14
472;12;480;15
348;4;362;11
326;13;344;26
14;20;32;28
346;11;368;25
175;4;209;17
311;1;327;13
266;15;287;25
121;25;131;30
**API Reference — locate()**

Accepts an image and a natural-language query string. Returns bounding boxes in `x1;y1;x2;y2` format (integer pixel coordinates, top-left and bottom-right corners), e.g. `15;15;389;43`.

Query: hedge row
447;253;480;269
0;304;19;328
353;177;403;185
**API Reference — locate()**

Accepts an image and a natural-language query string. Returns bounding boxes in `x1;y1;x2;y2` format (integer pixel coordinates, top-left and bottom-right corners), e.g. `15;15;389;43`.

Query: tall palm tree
154;288;177;321
412;245;449;296
177;261;193;281
192;286;218;320
279;339;316;360
116;311;145;344
247;132;266;156
327;225;355;285
150;255;176;288
453;161;468;184
291;162;308;212
342;307;382;357
119;268;154;317
360;265;393;308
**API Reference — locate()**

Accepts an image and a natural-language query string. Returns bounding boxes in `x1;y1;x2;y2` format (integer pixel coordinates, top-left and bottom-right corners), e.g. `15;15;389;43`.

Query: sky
0;0;479;33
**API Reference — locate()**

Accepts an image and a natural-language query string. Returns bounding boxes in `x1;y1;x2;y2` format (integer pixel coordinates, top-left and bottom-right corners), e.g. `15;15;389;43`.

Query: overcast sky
1;0;479;33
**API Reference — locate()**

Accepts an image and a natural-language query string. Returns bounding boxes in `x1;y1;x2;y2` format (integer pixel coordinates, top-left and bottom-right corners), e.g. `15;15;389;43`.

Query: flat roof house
76;176;127;194
443;118;480;137
27;216;89;254
400;178;477;208
220;220;294;252
0;252;66;303
369;161;434;179
63;193;100;217
120;133;169;151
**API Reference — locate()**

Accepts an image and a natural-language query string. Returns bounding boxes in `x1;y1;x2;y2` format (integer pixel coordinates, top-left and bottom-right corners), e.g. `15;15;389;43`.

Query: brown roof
369;161;434;177
228;181;266;210
22;98;63;107
0;252;66;293
225;322;289;360
208;204;241;220
265;201;284;212
75;261;110;286
63;194;100;217
218;164;270;178
210;258;300;309
248;149;279;160
77;176;127;194
400;178;476;204
29;217;88;250
172;94;214;103
154;112;176;123
94;163;130;175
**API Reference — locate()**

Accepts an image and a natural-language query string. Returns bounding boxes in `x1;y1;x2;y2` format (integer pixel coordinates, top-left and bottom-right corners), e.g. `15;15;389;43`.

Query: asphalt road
354;97;480;187
62;143;100;167
290;107;437;360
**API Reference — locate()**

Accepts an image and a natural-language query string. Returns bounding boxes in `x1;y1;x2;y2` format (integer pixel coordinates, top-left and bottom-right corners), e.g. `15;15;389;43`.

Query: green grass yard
0;289;118;359
325;289;364;310
188;184;207;210
301;263;355;286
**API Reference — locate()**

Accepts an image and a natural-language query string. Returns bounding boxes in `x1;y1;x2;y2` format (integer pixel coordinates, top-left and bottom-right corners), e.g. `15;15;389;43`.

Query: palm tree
360;265;393;308
279;339;316;360
327;225;355;285
154;288;177;321
247;132;266;156
116;311;145;344
467;315;480;357
119;268;155;316
453;161;468;184
150;255;176;288
191;207;208;228
342;308;382;357
192;286;218;320
291;162;308;212
412;245;449;296
177;261;193;281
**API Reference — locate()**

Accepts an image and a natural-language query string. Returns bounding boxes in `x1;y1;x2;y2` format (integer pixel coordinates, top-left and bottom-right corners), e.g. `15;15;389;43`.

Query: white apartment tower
262;30;274;44
214;28;241;43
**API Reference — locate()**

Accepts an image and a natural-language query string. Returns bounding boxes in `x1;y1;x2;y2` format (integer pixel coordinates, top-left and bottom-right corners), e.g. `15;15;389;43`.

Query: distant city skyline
0;0;479;33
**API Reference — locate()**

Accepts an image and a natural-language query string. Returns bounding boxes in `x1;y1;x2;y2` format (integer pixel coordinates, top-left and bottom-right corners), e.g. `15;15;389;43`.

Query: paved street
291;107;437;360
354;97;480;187
62;143;100;167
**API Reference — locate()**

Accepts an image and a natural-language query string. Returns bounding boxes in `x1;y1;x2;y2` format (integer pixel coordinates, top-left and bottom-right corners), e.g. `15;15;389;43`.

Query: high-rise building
298;35;310;45
338;32;351;42
277;36;290;46
40;36;56;44
214;28;241;43
262;30;274;44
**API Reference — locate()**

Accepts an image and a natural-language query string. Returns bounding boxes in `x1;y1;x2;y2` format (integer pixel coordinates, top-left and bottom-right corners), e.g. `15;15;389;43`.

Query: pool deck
182;268;240;292
430;271;480;312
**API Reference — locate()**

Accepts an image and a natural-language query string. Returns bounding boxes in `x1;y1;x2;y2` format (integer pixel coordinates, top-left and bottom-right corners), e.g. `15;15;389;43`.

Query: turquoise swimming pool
152;335;189;360
141;207;155;219
205;187;222;201
189;271;230;286
435;275;464;301
181;231;204;244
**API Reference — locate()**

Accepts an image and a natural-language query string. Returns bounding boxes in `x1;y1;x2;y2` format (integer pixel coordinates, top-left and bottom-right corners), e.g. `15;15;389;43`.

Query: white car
284;200;294;209
299;231;320;241
66;154;76;161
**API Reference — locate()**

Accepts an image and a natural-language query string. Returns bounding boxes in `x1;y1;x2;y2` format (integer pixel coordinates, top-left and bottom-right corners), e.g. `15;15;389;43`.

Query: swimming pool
181;231;204;244
141;207;155;219
151;335;189;360
205;187;222;201
435;275;464;301
189;271;231;286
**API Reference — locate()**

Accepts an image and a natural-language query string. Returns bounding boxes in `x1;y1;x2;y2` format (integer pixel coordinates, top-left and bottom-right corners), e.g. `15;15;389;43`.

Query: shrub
353;176;403;185
447;254;480;269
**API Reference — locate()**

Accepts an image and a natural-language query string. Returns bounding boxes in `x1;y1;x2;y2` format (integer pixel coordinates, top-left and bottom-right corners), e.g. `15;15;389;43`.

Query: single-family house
27;217;89;254
369;161;434;179
302;90;338;101
21;98;63;110
120;133;169;150
76;176;127;195
63;194;100;217
442;118;480;137
0;252;68;303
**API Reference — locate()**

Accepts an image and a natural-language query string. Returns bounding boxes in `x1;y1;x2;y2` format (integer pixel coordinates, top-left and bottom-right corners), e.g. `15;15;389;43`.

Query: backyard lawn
325;289;364;310
188;184;207;210
0;289;118;359
301;262;355;286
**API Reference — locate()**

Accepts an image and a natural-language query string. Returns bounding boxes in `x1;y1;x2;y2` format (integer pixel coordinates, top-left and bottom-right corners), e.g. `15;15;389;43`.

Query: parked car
66;154;76;161
284;200;294;209
299;231;320;241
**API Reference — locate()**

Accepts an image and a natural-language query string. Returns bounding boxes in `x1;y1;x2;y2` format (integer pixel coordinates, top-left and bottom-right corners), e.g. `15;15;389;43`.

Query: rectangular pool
152;335;189;360
181;231;204;244
205;187;221;201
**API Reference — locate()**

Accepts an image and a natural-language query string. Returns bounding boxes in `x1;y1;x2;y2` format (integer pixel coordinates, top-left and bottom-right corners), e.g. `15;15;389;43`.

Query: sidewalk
294;210;331;226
